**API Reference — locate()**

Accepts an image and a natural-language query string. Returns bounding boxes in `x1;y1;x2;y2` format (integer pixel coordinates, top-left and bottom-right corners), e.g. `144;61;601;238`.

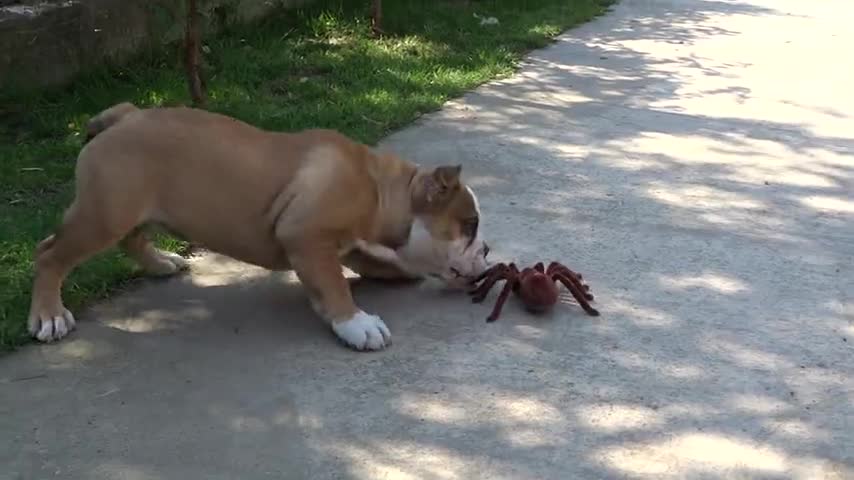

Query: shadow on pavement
2;1;853;479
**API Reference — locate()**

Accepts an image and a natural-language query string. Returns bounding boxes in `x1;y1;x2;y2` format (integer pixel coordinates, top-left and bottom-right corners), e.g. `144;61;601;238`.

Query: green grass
0;0;614;350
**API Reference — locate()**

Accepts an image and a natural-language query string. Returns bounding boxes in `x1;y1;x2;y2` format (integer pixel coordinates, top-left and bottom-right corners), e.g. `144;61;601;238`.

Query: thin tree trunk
371;0;383;36
185;0;206;107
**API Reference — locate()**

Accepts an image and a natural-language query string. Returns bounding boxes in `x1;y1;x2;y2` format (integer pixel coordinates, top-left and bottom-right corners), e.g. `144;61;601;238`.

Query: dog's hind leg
29;200;140;343
120;228;188;276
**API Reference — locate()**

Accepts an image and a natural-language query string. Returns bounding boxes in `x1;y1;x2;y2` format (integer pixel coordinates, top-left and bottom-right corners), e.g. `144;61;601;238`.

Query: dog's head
397;164;491;289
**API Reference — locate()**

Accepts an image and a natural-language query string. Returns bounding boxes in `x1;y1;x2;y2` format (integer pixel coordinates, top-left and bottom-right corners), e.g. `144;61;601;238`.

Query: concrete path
2;1;853;478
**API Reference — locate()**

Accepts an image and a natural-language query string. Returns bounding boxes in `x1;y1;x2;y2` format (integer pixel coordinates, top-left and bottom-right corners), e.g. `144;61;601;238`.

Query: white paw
332;311;392;351
353;240;420;277
147;250;189;276
354;240;400;264
29;308;76;342
160;250;189;269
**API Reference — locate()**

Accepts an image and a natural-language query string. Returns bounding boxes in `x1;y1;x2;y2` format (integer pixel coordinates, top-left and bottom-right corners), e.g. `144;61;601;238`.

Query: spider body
468;261;599;322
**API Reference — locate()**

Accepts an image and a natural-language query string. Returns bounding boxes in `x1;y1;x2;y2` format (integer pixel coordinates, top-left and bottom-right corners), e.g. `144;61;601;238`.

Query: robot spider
468;261;599;322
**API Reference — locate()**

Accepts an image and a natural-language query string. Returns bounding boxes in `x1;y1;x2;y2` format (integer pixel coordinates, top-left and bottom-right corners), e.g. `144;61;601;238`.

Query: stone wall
0;0;312;91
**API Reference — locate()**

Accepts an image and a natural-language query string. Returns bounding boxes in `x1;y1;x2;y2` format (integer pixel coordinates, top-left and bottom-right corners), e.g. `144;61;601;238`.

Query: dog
27;102;491;350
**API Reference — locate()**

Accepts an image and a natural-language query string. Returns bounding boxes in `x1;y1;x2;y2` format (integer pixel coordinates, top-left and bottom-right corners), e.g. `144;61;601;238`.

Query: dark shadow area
2;0;853;479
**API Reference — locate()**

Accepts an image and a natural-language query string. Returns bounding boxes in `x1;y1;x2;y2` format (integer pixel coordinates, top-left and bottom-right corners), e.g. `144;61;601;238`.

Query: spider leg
547;262;592;297
486;276;517;322
472;263;502;284
546;261;583;279
506;263;524;293
469;265;510;303
553;272;599;316
552;266;593;301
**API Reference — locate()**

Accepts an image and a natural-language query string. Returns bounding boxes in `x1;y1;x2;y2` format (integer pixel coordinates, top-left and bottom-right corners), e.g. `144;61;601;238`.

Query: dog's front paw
332;311;392;351
29;307;76;342
145;249;190;276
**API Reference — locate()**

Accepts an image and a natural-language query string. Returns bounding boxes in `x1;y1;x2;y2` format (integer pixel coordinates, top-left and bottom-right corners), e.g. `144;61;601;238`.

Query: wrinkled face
397;165;491;289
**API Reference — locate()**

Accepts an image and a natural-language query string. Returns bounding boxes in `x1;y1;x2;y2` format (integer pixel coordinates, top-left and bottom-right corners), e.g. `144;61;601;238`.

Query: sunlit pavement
2;1;852;478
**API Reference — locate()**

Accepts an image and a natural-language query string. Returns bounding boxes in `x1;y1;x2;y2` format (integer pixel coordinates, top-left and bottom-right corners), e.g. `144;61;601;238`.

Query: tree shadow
2;0;854;479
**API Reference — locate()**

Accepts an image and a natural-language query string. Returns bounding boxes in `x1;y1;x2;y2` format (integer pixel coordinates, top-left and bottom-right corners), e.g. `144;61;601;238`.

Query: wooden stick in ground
185;0;207;107
371;0;384;36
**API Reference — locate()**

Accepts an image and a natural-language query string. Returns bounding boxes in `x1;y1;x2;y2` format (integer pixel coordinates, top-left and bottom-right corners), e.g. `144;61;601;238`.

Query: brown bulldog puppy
28;103;491;350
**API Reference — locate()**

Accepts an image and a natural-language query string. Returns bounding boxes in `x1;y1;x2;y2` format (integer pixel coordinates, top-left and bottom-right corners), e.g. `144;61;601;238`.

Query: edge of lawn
0;0;617;352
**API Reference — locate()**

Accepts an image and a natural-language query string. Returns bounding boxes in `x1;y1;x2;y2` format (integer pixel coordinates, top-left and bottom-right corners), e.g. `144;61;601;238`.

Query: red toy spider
468;261;599;322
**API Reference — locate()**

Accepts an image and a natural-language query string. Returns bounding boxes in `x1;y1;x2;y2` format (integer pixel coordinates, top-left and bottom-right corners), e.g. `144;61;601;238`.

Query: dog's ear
414;165;462;210
411;165;462;211
428;165;462;197
433;165;462;187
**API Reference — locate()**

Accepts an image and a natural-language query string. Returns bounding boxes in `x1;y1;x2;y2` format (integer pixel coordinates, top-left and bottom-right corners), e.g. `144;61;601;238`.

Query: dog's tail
84;102;139;143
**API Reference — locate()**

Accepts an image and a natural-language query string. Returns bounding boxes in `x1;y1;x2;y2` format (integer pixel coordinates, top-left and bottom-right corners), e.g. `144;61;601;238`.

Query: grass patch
0;0;614;351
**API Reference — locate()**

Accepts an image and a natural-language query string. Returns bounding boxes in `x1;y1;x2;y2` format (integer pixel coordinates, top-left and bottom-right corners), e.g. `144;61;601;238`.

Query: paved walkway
2;1;853;479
